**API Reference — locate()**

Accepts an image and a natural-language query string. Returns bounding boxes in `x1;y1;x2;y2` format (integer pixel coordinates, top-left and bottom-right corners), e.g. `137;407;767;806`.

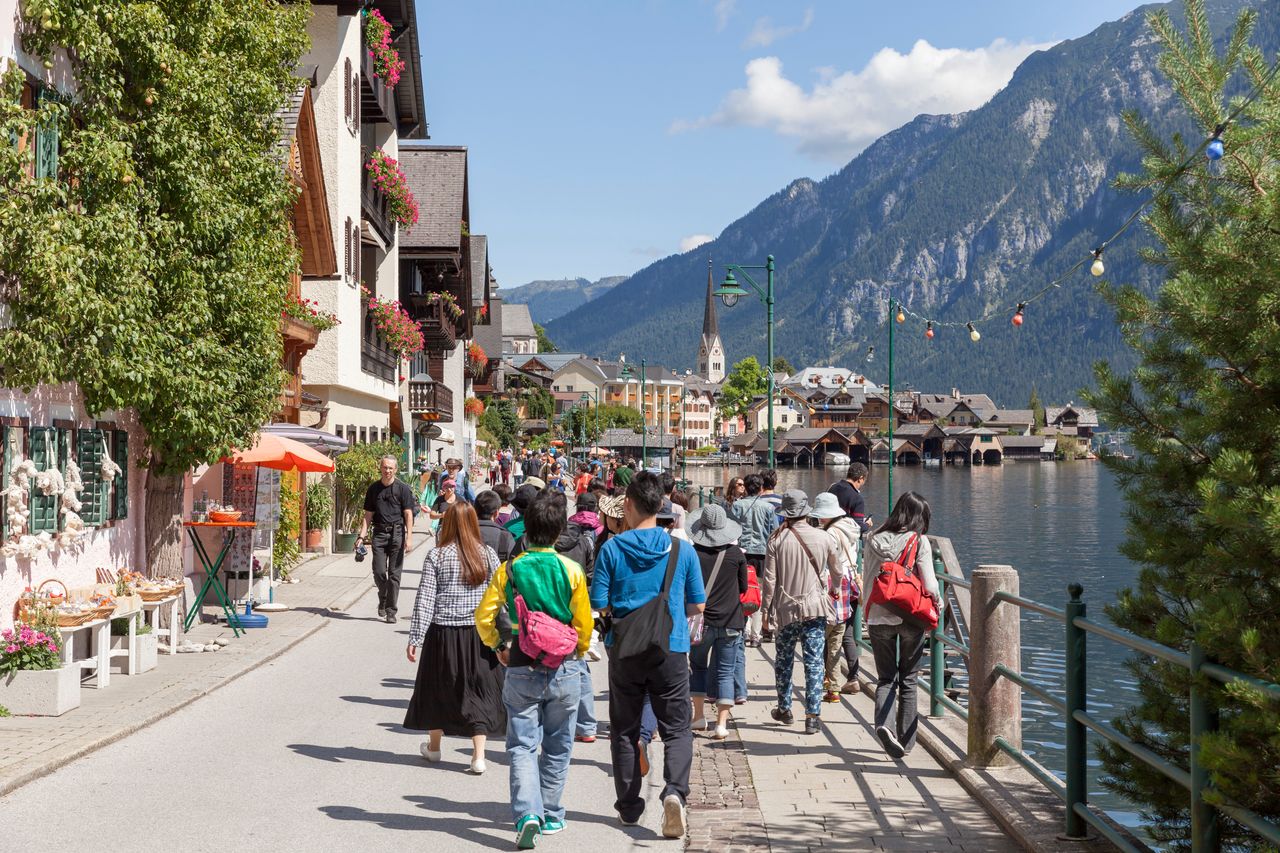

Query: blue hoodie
591;527;706;653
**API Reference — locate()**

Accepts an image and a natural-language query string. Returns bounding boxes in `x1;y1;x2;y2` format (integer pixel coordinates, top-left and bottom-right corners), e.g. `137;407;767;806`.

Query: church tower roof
702;258;718;338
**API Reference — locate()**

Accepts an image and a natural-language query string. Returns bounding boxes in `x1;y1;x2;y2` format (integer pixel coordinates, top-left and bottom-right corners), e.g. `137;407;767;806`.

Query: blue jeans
689;627;742;706
638;696;657;745
576;662;597;737
707;635;748;702
503;659;585;824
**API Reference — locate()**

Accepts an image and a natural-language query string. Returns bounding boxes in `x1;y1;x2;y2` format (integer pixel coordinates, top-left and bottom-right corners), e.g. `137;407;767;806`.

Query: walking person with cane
357;455;417;624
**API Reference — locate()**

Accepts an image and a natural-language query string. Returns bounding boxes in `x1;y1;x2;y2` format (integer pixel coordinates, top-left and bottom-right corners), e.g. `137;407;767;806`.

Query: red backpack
741;562;762;615
865;534;938;629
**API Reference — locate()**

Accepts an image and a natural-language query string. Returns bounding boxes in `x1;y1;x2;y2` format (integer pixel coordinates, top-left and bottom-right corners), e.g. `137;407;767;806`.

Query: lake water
681;460;1146;829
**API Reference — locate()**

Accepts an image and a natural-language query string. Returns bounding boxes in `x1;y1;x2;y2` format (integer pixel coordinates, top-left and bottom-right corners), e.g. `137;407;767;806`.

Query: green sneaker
515;815;541;849
541;817;566;835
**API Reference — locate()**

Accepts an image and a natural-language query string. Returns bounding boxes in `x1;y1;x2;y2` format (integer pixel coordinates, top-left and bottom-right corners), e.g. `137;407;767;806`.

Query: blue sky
416;0;1149;288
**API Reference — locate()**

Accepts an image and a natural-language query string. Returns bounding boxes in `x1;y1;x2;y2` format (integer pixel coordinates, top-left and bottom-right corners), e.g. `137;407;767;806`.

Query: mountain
546;0;1266;406
503;275;629;324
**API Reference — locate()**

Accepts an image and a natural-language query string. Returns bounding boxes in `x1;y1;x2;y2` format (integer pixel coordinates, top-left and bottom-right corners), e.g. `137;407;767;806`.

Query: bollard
930;551;947;717
967;564;1021;767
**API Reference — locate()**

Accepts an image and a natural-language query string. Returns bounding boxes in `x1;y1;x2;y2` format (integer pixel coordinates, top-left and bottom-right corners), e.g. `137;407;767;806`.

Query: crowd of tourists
358;452;941;849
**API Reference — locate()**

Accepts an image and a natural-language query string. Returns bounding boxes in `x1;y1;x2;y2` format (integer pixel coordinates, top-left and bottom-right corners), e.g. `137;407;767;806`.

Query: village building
1046;404;1100;439
983;409;1036;435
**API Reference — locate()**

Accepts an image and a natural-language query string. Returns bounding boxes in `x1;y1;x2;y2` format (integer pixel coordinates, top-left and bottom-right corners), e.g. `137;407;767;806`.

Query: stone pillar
967;564;1021;767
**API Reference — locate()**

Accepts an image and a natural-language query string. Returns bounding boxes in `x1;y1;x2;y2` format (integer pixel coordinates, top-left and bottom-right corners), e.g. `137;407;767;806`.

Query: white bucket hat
809;492;845;520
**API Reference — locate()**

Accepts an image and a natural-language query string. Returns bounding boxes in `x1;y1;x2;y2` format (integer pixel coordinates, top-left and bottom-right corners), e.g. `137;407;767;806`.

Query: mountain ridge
503;275;628;325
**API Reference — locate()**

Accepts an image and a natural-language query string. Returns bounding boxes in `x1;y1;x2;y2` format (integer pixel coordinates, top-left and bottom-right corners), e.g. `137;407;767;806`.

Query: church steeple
697;257;727;384
702;258;718;338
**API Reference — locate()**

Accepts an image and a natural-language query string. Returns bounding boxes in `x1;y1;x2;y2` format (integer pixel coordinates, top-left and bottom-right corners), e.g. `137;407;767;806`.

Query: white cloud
713;0;737;31
743;8;814;48
680;234;714;253
674;38;1055;161
631;246;664;259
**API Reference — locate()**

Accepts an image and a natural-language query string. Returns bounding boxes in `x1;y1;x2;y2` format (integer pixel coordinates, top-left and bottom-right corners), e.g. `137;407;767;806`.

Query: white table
141;595;182;655
56;617;112;689
106;606;142;677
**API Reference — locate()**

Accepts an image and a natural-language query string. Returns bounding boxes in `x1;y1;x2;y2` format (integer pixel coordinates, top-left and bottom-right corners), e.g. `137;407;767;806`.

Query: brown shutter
343;217;352;279
353;223;361;284
344;59;351;124
353;71;361;131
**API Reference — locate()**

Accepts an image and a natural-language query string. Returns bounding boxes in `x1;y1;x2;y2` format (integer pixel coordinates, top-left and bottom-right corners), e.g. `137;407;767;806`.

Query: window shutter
76;428;106;527
353;71;361;131
344;217;352;280
354;225;362;282
28;427;58;533
0;425;8;541
34;88;59;181
344;58;352;124
57;427;71;530
111;430;128;520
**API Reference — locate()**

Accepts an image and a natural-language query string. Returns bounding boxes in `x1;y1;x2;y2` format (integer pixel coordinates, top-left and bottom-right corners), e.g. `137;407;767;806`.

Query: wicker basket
209;509;242;523
55;609;96;627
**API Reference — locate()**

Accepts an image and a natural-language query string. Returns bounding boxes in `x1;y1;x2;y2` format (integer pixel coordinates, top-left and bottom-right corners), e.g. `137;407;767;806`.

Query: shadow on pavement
288;743;425;768
319;804;509;850
339;694;409;709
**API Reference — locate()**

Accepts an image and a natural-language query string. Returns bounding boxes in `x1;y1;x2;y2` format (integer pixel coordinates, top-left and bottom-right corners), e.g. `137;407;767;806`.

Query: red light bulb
925;322;935;340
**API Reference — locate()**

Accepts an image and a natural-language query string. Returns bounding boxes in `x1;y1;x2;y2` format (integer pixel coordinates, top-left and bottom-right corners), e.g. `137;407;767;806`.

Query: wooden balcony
361;48;398;127
415;294;459;351
408;378;453;422
361;156;395;246
361;330;398;383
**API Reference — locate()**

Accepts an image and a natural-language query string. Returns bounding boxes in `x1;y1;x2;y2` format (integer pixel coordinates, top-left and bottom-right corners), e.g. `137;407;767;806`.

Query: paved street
0;555;672;853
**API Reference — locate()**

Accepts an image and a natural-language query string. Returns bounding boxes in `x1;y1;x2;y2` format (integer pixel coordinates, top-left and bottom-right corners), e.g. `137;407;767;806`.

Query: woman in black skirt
405;501;504;774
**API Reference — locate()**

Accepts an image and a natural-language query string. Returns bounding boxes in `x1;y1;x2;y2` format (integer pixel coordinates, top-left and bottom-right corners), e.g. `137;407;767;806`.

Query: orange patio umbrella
222;432;335;472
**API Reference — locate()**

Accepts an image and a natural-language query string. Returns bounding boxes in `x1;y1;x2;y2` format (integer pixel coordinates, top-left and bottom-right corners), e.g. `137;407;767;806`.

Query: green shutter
77;428;106;527
29;426;58;533
34;88;59;181
111;430;128;520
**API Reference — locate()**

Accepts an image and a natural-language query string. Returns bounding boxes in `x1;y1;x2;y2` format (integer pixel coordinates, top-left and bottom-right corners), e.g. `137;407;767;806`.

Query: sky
415;0;1150;289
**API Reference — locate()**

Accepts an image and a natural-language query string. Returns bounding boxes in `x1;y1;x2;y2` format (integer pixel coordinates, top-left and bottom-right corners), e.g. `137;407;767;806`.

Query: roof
985;409;1034;425
1000;436;1047;449
598;361;683;384
959;395;998;418
469;235;489;307
701;259;718;338
502;303;536;339
1046;405;1100;427
914;394;959;418
598;429;678;450
894;423;946;438
781;366;876;390
552;357;608;383
399;145;467;250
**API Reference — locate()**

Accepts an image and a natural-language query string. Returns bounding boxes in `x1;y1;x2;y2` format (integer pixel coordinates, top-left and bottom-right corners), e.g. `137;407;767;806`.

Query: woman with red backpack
862;491;941;760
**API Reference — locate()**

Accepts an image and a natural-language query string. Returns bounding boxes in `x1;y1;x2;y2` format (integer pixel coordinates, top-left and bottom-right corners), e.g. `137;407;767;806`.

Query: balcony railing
408;379;453;422
361;156;395;246
361;48;398;127
361;336;397;383
415;294;459;351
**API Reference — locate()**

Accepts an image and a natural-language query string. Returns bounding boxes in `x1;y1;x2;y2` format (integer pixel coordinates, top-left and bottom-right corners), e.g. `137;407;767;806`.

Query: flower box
0;664;81;716
109;632;158;674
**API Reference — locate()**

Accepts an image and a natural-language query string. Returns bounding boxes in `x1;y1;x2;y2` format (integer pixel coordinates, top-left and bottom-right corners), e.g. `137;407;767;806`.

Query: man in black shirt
827;462;870;534
358;455;418;624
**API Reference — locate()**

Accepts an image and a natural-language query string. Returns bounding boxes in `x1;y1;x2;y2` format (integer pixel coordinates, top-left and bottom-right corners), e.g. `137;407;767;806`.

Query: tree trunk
145;466;185;580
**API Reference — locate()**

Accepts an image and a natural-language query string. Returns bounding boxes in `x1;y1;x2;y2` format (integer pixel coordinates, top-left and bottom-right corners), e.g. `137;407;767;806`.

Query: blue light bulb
1207;138;1224;161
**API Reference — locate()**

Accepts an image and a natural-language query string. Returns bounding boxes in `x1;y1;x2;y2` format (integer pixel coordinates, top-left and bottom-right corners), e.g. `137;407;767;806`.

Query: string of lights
880;56;1280;341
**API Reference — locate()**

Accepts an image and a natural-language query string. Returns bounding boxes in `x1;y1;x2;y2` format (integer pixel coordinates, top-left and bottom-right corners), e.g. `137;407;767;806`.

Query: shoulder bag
687;550;727;645
864;534;938;629
788;527;834;620
611;538;681;663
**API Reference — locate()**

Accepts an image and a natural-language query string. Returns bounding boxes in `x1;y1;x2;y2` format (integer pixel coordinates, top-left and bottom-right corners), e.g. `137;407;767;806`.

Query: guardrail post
930;551;947;717
1189;642;1220;853
1065;583;1088;839
967;564;1021;767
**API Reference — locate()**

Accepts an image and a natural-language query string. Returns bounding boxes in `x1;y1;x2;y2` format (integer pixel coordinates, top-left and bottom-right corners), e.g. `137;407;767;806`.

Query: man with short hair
760;469;783;522
730;473;778;645
591;472;705;838
827;462;871;533
445;457;476;503
614;458;635;491
475;490;516;564
358;455;417;623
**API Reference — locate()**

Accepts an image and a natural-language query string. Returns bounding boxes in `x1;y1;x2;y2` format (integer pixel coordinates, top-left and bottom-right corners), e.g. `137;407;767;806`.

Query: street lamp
579;392;591;459
714;256;776;467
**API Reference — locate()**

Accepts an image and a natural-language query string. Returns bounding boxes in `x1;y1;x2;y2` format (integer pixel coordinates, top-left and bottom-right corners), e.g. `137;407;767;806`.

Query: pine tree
1088;2;1280;846
1027;385;1044;433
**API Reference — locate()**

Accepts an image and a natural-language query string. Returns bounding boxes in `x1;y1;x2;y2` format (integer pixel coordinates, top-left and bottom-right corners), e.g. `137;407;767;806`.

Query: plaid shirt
408;542;499;647
826;517;862;623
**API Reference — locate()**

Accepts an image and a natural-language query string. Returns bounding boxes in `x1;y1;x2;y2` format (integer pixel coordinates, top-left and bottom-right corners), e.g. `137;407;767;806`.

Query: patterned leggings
774;617;827;717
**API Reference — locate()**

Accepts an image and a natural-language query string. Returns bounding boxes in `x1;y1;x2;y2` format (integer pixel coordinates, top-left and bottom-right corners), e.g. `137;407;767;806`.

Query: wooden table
183;520;256;637
141;594;182;655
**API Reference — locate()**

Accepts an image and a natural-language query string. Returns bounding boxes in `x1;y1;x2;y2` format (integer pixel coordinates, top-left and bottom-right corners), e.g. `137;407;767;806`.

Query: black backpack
610;539;681;664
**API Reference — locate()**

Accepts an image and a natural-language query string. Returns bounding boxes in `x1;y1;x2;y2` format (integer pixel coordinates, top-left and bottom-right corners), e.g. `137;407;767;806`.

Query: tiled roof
1000;436;1047;448
502;303;536;338
399;145;467;250
1046;405;1099;427
985;409;1034;424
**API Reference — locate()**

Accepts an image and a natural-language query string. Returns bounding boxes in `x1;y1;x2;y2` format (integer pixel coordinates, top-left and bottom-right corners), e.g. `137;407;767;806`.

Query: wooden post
967;564;1021;767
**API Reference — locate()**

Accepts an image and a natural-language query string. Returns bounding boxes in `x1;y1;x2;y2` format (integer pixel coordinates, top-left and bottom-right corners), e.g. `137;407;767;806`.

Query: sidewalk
0;530;415;797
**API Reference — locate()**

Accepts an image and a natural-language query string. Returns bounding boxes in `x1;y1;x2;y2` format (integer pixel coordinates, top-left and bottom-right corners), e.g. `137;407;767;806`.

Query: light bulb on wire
925;321;934;340
1207;123;1226;161
865;345;874;364
1012;303;1025;327
895;308;905;324
1090;248;1105;277
967;322;981;343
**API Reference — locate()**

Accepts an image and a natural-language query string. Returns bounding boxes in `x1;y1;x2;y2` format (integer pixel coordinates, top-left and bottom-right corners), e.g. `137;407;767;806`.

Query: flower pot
334;532;358;553
305;528;324;550
110;632;158;674
0;664;81;716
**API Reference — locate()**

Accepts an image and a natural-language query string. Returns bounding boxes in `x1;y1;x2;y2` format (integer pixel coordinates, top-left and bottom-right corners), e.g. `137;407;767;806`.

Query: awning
263;423;349;455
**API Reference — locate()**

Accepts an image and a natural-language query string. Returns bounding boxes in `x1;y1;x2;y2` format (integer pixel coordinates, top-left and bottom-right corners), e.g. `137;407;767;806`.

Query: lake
680;460;1146;829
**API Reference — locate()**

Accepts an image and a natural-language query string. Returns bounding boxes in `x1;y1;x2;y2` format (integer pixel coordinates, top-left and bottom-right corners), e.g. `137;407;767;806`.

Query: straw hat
598;495;625;520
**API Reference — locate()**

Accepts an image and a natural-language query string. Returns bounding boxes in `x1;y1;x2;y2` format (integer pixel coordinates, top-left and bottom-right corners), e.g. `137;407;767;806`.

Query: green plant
479;398;520;451
362;9;404;88
0;704;10;718
274;474;301;572
364;149;419;229
0;625;60;676
361;285;424;356
304;479;333;532
110;613;151;637
283;293;339;332
334;440;404;531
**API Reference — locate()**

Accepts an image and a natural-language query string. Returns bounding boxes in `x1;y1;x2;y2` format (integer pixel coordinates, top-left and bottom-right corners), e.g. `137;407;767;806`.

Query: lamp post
872;297;898;517
579;392;591;460
714;255;776;468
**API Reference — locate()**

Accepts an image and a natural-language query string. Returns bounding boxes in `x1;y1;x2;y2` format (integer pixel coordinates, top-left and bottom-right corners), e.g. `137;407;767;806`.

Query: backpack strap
788;525;825;588
660;537;681;596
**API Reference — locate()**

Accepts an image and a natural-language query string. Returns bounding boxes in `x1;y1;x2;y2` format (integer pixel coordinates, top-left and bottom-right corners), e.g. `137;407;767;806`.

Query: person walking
591;472;706;838
476;490;516;565
405;503;504;773
863;491;940;759
762;490;843;735
808;492;863;699
567;491;604;538
827;462;871;533
358;455;417;624
475;491;595;849
574;464;593;498
685;504;748;740
504;484;538;541
613;457;635;492
428;476;460;521
729;473;777;646
445;457;476;503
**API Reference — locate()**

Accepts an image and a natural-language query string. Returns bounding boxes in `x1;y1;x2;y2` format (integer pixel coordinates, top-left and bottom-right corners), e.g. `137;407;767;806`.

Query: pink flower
5;644;17;654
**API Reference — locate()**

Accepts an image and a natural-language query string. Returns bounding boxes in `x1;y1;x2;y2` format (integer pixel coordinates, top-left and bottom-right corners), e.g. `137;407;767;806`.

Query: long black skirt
404;623;506;737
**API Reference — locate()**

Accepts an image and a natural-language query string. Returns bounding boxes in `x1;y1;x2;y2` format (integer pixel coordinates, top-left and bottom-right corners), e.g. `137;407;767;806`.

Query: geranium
361;285;424;357
282;293;340;332
363;9;405;89
467;342;487;375
464;397;485;418
428;290;462;321
0;625;61;676
365;149;419;230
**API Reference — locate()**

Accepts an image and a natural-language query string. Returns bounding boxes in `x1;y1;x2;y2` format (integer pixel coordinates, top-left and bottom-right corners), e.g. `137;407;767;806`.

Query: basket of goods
12;579;70;624
208;503;242;523
40;578;68;606
88;593;117;621
52;601;96;627
136;580;181;601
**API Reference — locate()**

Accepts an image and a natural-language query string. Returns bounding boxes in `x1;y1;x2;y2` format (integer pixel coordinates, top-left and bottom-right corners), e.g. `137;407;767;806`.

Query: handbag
610;538;681;663
687;550;727;645
864;534;938;629
508;556;580;668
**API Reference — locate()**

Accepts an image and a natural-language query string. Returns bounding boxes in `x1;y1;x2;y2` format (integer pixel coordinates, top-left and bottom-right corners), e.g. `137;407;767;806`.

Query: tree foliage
564;403;642;441
1087;2;1280;845
719;356;768;421
479;397;520;451
534;323;557;353
522;387;555;421
0;0;310;477
771;356;794;375
1027;385;1044;432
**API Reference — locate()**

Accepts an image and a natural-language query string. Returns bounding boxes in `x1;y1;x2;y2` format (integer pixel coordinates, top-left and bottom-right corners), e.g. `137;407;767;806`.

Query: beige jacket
763;522;843;628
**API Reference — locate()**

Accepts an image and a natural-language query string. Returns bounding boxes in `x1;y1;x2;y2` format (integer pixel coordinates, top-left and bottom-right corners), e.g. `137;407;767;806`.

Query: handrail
1073;616;1191;669
993;589;1064;622
994;663;1066;715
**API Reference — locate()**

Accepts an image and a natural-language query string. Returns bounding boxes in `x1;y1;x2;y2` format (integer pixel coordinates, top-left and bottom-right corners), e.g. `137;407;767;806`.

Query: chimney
951;388;960;399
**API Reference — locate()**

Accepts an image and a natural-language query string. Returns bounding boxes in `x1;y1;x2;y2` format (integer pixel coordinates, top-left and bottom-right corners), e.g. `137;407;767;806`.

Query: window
359;427;367;443
781;414;788;424
334;424;344;437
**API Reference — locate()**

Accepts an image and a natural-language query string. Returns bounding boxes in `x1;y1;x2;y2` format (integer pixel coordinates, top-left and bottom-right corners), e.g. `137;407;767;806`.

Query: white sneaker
468;756;487;774
691;718;708;732
419;743;441;762
586;644;602;662
712;725;730;740
661;794;687;838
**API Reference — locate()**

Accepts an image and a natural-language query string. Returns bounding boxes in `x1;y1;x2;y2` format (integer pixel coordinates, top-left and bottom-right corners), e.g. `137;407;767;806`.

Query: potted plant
109;614;157;674
305;479;332;551
334;440;402;551
0;623;80;716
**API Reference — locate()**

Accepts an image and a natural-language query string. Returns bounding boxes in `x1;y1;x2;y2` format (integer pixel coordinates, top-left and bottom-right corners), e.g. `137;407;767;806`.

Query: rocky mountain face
546;0;1265;406
503;275;629;324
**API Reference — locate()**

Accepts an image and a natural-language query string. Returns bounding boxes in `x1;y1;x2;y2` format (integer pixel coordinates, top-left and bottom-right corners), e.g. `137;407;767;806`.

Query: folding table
183;520;256;637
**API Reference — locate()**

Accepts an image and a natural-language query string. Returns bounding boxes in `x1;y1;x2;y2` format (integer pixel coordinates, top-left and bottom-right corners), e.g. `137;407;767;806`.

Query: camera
354;538;368;562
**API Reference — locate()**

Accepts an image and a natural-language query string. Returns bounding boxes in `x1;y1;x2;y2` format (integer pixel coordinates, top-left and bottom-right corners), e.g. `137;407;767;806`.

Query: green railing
918;563;1280;853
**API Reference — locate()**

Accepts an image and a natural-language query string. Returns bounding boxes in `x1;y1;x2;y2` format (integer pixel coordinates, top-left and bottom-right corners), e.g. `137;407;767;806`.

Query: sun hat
809;492;845;521
598;495;625;519
685;504;742;548
779;489;812;519
511;484;538;513
524;476;546;491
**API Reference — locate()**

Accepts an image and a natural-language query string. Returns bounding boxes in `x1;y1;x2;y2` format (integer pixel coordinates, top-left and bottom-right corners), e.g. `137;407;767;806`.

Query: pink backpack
509;559;579;668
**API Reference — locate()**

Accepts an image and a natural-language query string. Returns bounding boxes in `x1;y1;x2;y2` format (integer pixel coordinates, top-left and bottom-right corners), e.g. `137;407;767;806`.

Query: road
0;558;675;852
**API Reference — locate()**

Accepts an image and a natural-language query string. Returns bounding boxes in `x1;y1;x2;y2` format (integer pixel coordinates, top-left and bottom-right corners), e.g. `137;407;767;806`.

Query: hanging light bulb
1206;137;1224;161
865;345;875;363
895;308;905;324
925;321;934;340
1090;248;1105;277
1012;303;1025;327
967;322;981;342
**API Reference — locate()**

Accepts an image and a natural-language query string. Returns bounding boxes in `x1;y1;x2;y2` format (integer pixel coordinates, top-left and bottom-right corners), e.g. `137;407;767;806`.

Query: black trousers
607;648;693;817
371;525;405;615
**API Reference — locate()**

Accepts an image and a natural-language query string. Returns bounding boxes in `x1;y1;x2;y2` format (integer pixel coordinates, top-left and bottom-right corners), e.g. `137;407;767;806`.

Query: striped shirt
408;542;499;647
